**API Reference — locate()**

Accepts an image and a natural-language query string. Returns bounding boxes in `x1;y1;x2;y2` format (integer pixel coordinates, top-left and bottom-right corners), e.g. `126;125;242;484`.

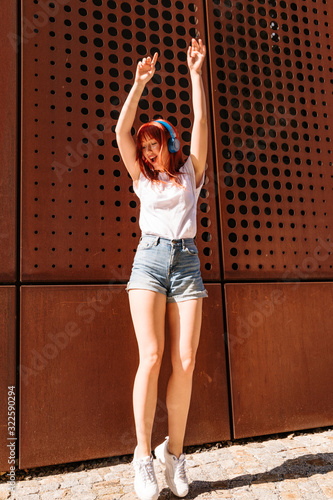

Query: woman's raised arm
115;53;158;181
187;39;208;188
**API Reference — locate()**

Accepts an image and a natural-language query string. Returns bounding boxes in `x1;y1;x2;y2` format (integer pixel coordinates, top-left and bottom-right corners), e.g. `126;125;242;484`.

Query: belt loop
154;236;160;246
182;239;185;250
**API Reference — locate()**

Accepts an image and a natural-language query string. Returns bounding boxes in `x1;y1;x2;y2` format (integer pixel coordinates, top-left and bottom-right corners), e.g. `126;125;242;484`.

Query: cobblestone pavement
1;427;332;500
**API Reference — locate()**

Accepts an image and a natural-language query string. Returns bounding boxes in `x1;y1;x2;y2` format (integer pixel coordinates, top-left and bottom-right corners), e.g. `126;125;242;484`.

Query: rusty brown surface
21;0;220;282
19;283;229;469
16;0;333;469
225;282;333;439
206;0;333;280
0;287;16;471
0;3;17;281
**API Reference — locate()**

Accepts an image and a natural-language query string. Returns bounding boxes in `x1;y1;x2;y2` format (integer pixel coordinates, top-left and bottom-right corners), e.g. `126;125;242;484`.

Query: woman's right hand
135;53;159;85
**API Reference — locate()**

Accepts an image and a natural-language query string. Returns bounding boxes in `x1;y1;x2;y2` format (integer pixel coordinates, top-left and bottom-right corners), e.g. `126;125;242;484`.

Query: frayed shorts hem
126;283;208;303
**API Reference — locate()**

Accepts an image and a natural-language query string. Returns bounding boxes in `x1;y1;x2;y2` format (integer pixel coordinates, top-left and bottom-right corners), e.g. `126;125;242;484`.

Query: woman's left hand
187;38;206;74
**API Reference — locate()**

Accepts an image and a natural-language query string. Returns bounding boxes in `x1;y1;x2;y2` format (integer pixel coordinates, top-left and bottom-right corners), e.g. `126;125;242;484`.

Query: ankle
135;444;151;460
167;443;182;459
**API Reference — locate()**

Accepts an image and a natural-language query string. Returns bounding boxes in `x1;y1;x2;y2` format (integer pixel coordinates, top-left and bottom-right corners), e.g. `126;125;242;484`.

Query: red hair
136;120;184;185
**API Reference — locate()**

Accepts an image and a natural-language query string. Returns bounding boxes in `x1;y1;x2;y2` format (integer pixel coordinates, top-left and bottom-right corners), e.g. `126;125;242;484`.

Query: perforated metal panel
0;3;17;281
206;0;333;280
21;0;220;282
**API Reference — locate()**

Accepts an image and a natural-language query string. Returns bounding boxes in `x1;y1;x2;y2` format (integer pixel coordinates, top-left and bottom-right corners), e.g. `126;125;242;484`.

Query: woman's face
141;136;169;171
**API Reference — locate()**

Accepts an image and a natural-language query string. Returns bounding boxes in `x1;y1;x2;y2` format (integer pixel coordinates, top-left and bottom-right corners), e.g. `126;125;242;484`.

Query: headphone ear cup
168;137;180;153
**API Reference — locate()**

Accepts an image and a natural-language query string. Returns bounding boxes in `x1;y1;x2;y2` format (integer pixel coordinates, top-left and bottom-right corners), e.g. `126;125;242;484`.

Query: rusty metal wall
18;0;228;469
206;0;333;280
19;284;229;469
0;0;17;474
206;0;333;439
15;0;333;469
0;2;17;281
0;287;16;471
21;0;220;282
225;282;333;439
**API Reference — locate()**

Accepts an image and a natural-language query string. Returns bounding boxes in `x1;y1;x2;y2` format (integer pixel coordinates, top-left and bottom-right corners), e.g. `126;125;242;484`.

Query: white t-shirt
133;156;204;240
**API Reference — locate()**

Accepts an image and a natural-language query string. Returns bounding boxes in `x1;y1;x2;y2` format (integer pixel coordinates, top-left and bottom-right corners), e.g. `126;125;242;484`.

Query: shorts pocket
183;244;198;255
137;239;156;251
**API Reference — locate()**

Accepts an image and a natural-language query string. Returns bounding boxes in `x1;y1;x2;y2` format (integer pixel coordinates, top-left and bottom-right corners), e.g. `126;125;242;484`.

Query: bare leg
166;298;203;458
129;289;166;459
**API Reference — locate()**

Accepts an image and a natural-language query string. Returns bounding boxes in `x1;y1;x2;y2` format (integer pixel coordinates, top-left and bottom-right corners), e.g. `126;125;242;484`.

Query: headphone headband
155;120;175;138
154;120;180;153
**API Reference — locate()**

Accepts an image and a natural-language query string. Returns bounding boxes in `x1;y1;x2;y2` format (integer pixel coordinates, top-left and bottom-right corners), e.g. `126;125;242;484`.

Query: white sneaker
155;436;189;497
132;446;159;500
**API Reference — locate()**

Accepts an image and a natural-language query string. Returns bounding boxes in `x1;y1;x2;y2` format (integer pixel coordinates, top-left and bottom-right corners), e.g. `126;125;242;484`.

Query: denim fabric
126;234;208;303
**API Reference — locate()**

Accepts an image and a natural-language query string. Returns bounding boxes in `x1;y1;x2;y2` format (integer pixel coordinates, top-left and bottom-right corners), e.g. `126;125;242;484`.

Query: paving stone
69;485;94;494
58;478;79;489
303;491;327;500
320;485;333;498
78;474;103;485
310;447;333;458
13;495;40;500
216;459;235;469
264;440;288;453
91;479;126;495
40;492;64;500
247;487;279;499
39;481;60;492
13;481;40;490
63;471;88;480
70;495;97;500
11;486;39;496
231;490;256;500
209;492;233;498
98;496;120;500
297;476;321;491
103;471;120;481
225;466;246;478
0;428;332;499
243;465;262;475
278;493;301;500
315;472;333;491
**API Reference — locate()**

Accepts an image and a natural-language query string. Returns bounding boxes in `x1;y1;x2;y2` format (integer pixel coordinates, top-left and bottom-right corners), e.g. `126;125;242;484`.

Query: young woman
115;39;208;500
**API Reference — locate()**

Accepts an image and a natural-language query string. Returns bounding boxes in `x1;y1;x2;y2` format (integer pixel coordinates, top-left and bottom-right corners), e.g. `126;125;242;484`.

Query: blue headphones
155;120;181;153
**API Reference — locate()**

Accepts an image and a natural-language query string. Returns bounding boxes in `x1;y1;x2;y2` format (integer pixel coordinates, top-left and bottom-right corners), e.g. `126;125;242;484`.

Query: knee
139;351;163;373
172;353;196;377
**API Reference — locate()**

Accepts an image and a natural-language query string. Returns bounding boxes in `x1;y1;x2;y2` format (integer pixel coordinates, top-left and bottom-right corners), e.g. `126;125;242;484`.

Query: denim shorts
126;234;208;303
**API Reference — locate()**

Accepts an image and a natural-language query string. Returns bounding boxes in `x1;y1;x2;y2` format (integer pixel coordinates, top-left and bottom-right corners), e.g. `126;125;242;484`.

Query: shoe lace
175;455;187;482
133;457;156;484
